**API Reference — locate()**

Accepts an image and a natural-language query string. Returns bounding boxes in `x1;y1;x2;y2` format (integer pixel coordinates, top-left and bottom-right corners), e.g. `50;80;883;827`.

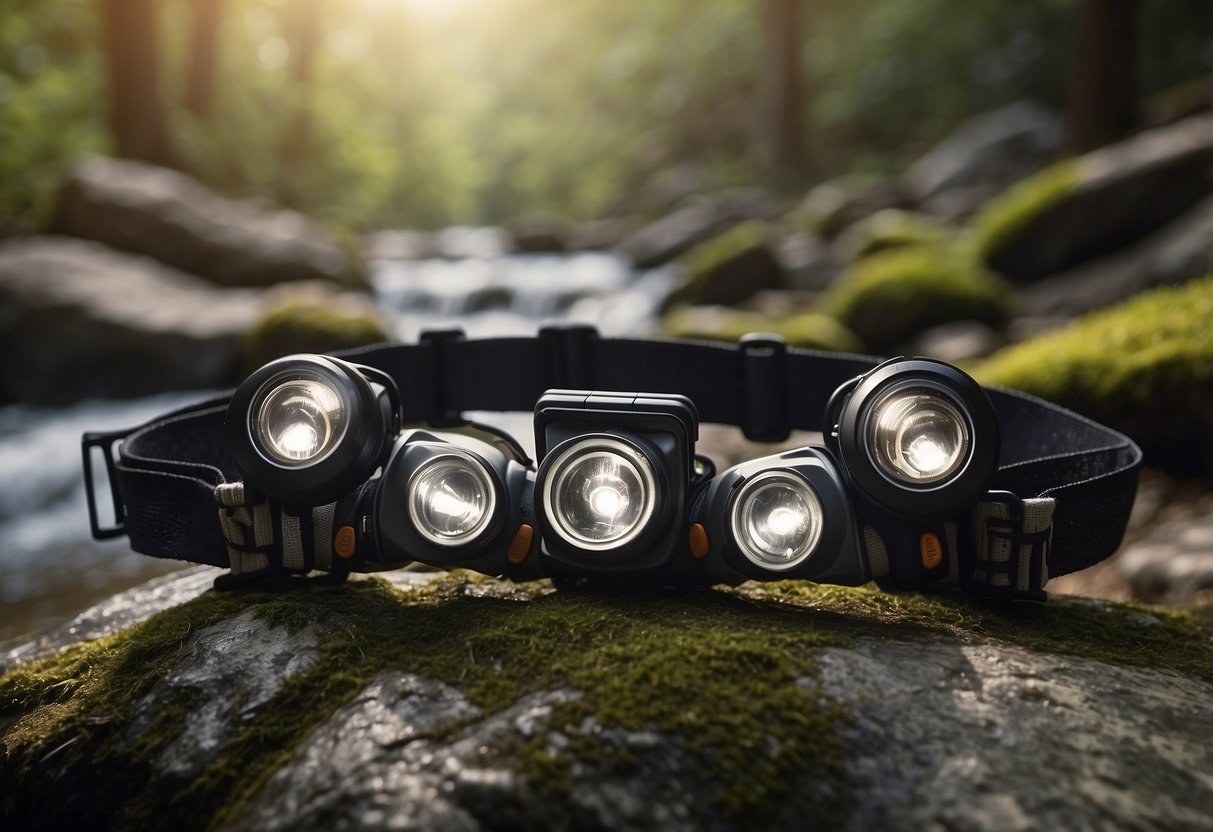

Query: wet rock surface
51;156;361;289
2;571;1211;831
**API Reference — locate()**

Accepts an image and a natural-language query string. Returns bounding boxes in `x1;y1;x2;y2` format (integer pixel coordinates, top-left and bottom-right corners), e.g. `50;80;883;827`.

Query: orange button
507;523;534;564
689;523;710;559
919;531;943;570
334;525;357;560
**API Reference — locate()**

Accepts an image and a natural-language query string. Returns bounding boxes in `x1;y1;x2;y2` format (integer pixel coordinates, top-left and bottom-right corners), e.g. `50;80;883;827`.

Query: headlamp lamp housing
696;447;868;585
225;354;400;507
374;428;535;573
533;390;697;578
826;357;999;521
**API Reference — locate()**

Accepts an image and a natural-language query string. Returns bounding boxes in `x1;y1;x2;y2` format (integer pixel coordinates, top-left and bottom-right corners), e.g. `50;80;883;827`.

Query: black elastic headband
85;328;1141;580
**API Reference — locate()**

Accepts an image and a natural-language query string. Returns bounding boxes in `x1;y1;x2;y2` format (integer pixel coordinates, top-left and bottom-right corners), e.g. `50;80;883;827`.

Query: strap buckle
539;323;598;389
965;490;1051;602
738;332;789;442
82;429;132;540
419;326;467;426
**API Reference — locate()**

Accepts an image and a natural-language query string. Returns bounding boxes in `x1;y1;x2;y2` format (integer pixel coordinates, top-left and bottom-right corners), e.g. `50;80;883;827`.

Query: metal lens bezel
251;374;350;468
729;470;824;572
541;436;659;551
864;382;973;487
406;451;499;549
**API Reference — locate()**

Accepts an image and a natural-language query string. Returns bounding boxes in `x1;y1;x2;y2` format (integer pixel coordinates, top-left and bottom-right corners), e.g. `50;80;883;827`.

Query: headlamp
83;329;1142;603
224;354;400;507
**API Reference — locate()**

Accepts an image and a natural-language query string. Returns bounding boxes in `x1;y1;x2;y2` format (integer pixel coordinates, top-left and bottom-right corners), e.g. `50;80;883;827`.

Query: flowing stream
0;247;675;645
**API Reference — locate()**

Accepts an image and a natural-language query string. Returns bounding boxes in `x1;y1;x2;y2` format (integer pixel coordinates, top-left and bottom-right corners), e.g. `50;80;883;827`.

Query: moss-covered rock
833;209;949;263
664;305;863;353
820;243;1015;353
973;160;1080;271
2;572;1211;831
241;288;390;372
972;276;1213;473
973;114;1213;281
668;220;784;309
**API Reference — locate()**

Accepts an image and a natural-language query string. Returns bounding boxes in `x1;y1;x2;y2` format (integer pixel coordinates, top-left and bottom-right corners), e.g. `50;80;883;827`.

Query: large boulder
2;571;1211;830
793;175;908;241
975;113;1213;282
51;156;365;289
0;236;262;403
973;277;1213;474
907;101;1063;220
1020;192;1213;317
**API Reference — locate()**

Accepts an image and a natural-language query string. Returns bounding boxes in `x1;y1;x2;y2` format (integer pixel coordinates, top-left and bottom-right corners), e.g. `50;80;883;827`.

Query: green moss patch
820;243;1014;352
240;296;389;373
971;277;1213;470
973;160;1080;269
664;306;864;353
838;209;948;261
669;220;783;308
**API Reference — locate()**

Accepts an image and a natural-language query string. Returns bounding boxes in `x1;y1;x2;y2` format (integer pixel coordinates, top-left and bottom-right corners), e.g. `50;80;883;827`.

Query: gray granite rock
908;101;1062;220
1118;514;1213;604
51;156;361;288
984;113;1213;282
819;636;1213;831
0;236;263;402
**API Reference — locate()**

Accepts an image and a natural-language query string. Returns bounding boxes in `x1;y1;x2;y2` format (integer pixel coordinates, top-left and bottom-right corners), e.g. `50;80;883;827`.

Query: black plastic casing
825;357;999;522
225;354;400;509
533;390;698;579
373;429;542;580
694;446;869;586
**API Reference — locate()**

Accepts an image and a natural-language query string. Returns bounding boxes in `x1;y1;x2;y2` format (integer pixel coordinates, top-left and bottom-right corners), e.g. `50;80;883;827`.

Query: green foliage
820;242;1015;352
241;295;389;372
0;0;1210;230
970;277;1213;465
0;0;106;231
973;159;1080;267
664;306;864;353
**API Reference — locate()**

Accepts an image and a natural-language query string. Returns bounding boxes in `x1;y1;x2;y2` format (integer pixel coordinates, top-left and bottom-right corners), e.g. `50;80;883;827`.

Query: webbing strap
94;332;1141;580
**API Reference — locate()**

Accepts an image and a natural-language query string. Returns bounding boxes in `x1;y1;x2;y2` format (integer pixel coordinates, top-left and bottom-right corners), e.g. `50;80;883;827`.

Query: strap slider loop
739;332;789;442
419;326;467;426
539;323;598;389
965;491;1052;602
82;429;132;540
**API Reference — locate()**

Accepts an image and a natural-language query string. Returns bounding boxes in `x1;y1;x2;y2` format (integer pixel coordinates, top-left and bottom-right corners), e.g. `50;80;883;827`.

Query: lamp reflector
868;388;969;485
408;453;497;547
730;471;823;570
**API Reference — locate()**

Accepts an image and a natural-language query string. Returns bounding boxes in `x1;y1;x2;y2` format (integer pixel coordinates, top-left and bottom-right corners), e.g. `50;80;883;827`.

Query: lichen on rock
240;287;391;372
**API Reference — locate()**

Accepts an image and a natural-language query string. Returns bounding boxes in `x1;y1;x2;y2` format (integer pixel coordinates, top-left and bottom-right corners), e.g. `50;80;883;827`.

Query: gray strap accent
862;525;890;578
971;497;1054;593
313;502;336;571
281;513;304;571
216;482;271;575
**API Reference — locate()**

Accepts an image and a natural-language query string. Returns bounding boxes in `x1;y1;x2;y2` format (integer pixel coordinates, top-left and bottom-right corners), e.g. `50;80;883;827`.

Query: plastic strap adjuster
419;326;467;425
539;323;598;389
738;332;789;442
82;429;132;540
966;491;1051;602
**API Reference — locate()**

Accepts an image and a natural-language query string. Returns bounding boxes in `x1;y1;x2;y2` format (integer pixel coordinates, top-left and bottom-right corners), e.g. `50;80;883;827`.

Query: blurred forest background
3;0;1211;233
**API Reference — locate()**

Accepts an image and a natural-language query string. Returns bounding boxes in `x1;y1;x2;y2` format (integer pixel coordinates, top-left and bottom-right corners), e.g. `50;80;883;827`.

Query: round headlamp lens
869;388;970;485
408;453;497;547
730;472;823;570
254;378;348;466
544;438;657;550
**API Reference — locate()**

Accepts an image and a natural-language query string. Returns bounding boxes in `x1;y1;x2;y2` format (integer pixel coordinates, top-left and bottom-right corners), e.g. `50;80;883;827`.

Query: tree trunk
277;0;323;204
100;0;177;167
184;0;225;119
1066;0;1139;153
755;0;807;180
